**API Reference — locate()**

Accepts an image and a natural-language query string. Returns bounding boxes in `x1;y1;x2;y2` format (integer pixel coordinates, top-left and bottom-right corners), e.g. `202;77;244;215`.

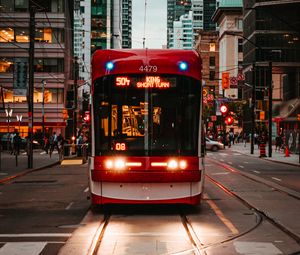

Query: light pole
41;79;46;137
5;105;13;133
5;105;13;150
16;115;23;132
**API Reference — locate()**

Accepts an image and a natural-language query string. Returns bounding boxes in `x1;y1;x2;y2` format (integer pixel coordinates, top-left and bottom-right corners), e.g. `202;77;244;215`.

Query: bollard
15;153;18;167
259;143;267;157
284;146;290;157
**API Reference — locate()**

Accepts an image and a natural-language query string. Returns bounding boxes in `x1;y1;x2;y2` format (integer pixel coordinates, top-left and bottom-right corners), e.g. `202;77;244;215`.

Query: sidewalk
0;149;60;179
227;142;300;166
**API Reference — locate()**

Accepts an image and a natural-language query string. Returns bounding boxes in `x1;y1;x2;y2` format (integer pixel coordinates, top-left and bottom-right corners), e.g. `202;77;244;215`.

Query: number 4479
139;65;157;72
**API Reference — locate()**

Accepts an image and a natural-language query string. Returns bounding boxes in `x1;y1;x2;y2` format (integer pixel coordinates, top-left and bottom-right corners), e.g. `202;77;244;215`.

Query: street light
226;31;273;158
5;105;13;133
5;105;13;150
16;115;23;132
41;79;46;137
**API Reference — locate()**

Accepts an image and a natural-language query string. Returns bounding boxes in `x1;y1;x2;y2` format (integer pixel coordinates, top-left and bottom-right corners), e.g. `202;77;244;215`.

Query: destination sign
115;76;176;89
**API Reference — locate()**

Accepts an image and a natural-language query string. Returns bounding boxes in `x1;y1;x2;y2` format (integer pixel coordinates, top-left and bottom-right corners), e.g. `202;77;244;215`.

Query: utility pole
268;61;273;157
41;80;46;137
73;57;79;139
28;4;36;169
251;64;255;155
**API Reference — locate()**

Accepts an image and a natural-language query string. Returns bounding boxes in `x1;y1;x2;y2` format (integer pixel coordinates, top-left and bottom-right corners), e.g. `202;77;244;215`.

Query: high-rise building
0;0;74;137
192;0;204;37
203;0;218;31
122;0;132;49
170;11;194;49
167;0;192;48
90;0;132;51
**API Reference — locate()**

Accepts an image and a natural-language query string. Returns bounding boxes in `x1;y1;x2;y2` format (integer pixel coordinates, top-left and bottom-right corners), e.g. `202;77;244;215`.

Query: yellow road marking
205;194;239;235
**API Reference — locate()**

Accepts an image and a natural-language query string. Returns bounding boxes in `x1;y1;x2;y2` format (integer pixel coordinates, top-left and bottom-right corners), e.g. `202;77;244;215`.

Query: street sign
222;72;230;89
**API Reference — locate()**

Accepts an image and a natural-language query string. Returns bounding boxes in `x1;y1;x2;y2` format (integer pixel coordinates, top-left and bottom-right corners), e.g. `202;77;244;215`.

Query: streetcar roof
92;49;202;82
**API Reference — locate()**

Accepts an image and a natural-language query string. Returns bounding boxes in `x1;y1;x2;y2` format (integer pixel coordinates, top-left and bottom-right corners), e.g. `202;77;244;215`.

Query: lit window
0;28;14;42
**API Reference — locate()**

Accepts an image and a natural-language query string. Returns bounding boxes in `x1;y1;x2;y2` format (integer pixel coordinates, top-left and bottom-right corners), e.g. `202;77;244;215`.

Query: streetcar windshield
93;75;201;156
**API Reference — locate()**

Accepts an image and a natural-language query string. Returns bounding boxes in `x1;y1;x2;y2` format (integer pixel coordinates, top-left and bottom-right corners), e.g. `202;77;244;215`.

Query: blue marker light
106;61;114;70
179;62;188;71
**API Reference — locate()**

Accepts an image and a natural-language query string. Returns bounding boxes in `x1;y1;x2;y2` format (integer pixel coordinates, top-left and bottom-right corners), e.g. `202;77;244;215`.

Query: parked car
205;137;225;151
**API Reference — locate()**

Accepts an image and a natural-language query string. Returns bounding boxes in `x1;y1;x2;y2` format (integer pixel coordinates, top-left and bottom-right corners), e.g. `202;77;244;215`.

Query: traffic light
83;111;90;123
225;116;234;125
220;104;228;115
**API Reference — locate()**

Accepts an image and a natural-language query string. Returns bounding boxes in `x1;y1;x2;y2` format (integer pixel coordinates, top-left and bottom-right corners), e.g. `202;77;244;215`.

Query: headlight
167;159;178;170
179;160;187;169
105;160;113;169
115;159;125;170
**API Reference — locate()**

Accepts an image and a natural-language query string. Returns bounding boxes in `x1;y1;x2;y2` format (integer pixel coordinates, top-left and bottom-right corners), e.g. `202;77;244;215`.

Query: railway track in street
206;157;300;246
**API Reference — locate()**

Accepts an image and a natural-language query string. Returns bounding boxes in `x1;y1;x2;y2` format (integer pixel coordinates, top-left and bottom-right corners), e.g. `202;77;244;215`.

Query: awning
273;98;300;121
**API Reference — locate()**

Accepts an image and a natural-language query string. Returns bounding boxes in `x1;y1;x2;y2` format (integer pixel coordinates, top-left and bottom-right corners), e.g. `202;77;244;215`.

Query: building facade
0;0;74;139
195;31;219;133
212;0;243;99
243;0;300;146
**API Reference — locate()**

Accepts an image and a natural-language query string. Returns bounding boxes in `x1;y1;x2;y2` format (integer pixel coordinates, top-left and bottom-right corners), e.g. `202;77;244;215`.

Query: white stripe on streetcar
272;177;282;182
0;242;46;255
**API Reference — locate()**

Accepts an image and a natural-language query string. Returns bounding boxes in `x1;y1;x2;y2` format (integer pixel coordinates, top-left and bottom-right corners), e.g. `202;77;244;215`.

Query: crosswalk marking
0;233;71;238
234;241;282;254
0;242;46;255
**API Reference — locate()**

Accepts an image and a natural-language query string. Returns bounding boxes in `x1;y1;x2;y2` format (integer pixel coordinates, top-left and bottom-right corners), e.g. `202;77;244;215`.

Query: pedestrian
49;132;58;157
9;131;16;154
275;135;283;152
13;132;22;155
76;133;83;157
43;135;49;154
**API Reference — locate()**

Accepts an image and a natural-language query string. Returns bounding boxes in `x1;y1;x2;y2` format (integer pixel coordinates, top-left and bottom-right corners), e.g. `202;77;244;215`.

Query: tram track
88;206;263;255
205;158;300;246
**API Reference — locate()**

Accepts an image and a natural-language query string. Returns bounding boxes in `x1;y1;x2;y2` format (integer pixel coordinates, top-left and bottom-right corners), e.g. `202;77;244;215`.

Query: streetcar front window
93;75;200;156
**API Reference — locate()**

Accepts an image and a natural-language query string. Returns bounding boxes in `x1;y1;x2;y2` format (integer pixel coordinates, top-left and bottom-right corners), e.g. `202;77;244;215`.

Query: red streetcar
89;49;204;205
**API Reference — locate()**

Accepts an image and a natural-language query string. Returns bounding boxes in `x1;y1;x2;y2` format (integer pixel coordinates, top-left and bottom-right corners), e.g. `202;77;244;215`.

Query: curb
0;161;61;184
229;147;300;167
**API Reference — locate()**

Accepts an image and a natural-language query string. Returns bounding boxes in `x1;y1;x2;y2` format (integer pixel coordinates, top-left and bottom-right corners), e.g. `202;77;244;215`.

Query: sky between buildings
132;0;167;49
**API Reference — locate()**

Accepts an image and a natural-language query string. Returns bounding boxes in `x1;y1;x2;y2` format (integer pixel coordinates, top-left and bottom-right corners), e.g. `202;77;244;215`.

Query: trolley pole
27;5;36;169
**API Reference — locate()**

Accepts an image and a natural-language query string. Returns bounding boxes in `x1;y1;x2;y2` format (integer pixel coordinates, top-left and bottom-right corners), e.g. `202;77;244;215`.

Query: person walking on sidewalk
275;135;283;152
13;132;22;155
